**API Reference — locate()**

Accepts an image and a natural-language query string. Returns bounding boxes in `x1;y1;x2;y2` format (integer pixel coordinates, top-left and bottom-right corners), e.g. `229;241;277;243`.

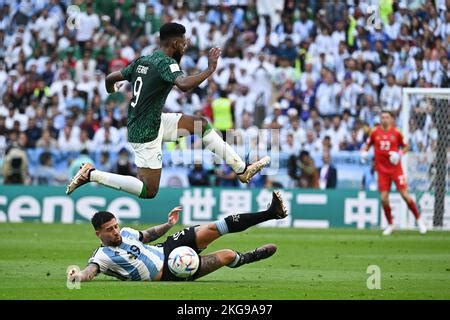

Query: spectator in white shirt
272;56;297;89
235;112;259;150
12;25;33;50
331;21;346;51
288;117;307;147
192;12;211;50
49;70;75;107
352;39;380;65
282;133;300;156
362;61;380;97
79;129;93;152
263;102;289;129
334;41;351;80
34;9;58;45
440;11;450;40
325;115;350;152
92;117;121;152
239;47;260;74
249;53;274;108
293;10;314;41
5;105;28;132
214;60;243;90
344;58;365;85
302;129;323;154
75;52;97;82
298;62;319;91
341;109;355;132
165;87;184;113
58;125;81;152
339;72;364;112
0;62;6;93
305;107;323;130
76;3;100;51
380;74;402;115
422;47;443;86
384;13;401;40
5;35;33;69
65;116;81;141
395;3;411;26
233;85;257;128
314;25;334;55
76;74;97;105
120;36;136;64
393;55;412;86
314;118;327;140
358;95;379;127
315;70;341;116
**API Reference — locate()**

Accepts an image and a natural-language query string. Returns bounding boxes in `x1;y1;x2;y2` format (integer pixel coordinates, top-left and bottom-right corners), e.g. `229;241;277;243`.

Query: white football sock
202;129;246;174
90;170;144;197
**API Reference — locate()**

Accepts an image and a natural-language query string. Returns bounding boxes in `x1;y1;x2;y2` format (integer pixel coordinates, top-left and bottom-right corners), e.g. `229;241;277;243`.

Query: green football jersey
120;50;183;143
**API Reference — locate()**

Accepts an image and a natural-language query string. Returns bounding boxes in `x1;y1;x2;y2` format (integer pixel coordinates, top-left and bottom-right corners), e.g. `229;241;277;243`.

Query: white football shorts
129;113;182;169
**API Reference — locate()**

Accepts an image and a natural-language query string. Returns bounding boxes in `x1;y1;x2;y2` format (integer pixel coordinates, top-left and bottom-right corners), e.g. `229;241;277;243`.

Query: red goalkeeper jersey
366;125;406;174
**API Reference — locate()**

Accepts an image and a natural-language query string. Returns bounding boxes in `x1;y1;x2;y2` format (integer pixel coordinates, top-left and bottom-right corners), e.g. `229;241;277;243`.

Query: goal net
401;88;450;230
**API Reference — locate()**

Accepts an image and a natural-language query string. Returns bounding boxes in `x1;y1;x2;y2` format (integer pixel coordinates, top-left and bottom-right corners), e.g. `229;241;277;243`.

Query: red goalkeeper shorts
377;169;407;192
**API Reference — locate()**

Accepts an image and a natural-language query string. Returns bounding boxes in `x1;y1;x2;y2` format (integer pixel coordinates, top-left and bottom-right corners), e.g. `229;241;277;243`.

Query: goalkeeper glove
388;151;402;165
360;150;369;163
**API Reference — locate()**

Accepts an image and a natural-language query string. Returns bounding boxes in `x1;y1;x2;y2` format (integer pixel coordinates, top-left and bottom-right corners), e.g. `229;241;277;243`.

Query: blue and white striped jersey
88;227;165;281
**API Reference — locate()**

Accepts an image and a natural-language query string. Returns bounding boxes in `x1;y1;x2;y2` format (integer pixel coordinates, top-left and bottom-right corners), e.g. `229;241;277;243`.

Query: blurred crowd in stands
0;0;448;188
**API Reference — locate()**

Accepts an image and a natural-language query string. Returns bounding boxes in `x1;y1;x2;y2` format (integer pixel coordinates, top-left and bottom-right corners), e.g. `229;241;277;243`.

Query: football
167;246;200;278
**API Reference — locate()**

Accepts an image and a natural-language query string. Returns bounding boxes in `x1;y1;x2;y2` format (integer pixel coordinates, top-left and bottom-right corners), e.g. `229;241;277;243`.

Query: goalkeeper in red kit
361;110;427;235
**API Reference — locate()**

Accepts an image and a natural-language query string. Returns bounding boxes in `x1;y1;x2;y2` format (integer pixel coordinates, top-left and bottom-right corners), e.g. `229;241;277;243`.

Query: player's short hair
381;110;395;118
91;211;116;230
159;22;186;42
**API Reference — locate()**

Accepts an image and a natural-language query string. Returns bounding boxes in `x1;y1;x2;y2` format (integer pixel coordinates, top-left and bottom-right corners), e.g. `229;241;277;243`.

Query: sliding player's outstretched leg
193;244;277;279
194;190;288;250
193;249;236;279
177;114;271;184
268;190;288;219
228;244;277;268
214;190;288;236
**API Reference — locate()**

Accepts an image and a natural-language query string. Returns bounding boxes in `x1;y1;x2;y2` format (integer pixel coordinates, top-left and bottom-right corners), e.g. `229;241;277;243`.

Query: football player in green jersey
67;23;270;199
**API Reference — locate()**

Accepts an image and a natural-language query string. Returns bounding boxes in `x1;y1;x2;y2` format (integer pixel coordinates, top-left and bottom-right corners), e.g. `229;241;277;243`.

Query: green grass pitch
0;223;449;300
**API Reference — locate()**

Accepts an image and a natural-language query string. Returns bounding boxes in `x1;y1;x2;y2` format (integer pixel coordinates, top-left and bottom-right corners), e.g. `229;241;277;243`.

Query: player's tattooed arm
141;223;173;243
68;264;99;283
141;206;182;243
105;71;126;93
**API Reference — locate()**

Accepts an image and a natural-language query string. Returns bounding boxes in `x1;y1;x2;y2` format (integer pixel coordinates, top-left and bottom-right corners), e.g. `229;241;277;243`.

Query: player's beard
109;235;122;247
173;50;183;64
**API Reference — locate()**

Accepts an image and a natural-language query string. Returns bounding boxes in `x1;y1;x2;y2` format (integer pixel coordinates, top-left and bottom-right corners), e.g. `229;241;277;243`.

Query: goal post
401;88;450;229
